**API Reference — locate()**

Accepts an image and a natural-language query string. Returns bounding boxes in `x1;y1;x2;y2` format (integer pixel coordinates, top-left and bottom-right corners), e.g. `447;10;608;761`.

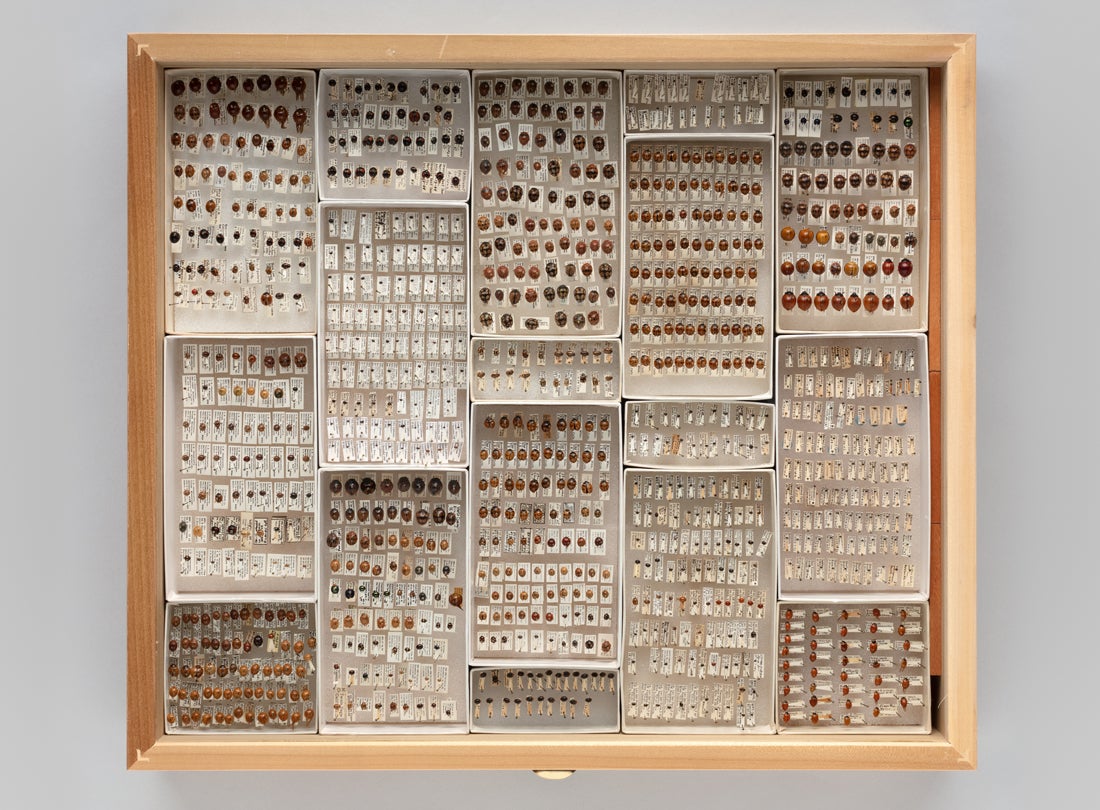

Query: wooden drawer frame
127;33;976;770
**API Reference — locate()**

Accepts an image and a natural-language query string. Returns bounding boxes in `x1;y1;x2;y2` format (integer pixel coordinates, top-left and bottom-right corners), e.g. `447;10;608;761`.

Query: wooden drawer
127;33;976;770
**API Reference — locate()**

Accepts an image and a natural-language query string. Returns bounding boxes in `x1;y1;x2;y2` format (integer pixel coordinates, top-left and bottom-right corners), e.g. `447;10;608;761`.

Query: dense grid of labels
160;67;932;734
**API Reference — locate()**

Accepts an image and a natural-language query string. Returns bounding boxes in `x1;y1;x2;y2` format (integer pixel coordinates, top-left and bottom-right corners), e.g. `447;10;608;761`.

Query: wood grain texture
937;34;978;769
929;522;943;676
927;68;943;372
926;68;943;676
127;34;165;768
929;368;942;673
127;33;975;69
127;33;978;771
130;730;972;771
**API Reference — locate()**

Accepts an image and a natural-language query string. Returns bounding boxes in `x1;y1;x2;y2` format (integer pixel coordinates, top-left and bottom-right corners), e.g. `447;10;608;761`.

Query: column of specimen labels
622;470;776;731
165;69;318;334
320;205;469;466
165;337;316;598
776;334;930;599
623;139;773;399
776;601;930;731
623;71;775;135
470;404;621;665
470;338;621;403
624;400;774;469
162;68;322;736
775;70;928;332
471;72;622;337
320;469;467;730
467;390;623;728
164;601;317;733
317;70;472;201
469;668;620;732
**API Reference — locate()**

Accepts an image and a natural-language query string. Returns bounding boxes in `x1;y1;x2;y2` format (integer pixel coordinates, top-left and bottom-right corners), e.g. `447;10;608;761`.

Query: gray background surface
4;0;1094;806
